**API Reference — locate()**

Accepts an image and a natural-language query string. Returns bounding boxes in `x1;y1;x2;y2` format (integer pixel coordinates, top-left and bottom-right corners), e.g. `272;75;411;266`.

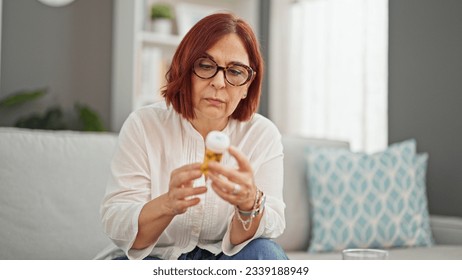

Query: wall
3;0;459;216
0;0;112;129
389;0;462;216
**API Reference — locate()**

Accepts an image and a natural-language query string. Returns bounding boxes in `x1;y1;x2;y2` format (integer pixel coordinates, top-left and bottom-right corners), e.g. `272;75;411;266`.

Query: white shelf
139;31;182;47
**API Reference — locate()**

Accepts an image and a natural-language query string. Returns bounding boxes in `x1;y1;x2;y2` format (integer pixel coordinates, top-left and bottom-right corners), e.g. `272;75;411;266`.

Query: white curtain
269;0;388;153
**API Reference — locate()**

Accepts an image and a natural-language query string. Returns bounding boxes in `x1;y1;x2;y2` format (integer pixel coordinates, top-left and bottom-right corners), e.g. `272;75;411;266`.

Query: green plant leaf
151;3;173;19
42;107;67;130
15;113;44;129
2;87;106;132
75;103;106;132
14;106;67;130
0;88;47;108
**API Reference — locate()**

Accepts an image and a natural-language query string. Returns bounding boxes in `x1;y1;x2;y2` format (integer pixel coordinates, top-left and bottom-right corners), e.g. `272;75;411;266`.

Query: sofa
275;135;462;259
1;127;462;260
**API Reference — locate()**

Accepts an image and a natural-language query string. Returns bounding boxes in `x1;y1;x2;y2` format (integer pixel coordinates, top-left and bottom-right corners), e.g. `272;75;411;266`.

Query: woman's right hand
164;163;207;216
133;163;206;250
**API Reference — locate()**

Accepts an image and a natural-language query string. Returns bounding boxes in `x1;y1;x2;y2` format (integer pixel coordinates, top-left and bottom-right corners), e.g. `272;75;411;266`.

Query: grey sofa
1;127;461;259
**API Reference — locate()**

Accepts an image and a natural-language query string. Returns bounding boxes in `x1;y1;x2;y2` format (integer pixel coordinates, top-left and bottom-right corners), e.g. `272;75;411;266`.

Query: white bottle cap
205;131;230;153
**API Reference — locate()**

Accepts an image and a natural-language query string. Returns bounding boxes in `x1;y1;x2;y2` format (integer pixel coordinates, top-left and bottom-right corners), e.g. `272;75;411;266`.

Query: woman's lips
205;98;224;106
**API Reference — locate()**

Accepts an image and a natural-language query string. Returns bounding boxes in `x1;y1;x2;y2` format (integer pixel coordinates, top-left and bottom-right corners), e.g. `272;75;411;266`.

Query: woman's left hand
206;146;256;210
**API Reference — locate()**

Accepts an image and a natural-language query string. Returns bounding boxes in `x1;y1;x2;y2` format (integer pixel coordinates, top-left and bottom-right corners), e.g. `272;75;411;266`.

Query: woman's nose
210;69;226;89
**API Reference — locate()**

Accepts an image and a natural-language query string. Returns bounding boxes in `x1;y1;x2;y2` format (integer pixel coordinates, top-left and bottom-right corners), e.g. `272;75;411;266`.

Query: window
269;0;388;152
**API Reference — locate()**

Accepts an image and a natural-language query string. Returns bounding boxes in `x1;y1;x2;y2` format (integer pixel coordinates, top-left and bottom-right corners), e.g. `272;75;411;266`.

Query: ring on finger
232;184;241;195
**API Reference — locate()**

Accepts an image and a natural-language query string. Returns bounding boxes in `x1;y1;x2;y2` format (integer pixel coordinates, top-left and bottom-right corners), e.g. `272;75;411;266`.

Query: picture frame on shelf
175;2;223;38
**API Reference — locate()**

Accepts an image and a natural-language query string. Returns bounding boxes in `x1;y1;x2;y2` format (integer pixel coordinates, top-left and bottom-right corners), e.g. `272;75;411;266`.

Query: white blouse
98;101;285;260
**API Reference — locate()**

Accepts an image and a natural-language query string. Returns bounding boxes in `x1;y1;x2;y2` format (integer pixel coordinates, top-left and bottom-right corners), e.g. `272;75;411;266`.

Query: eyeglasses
193;57;254;87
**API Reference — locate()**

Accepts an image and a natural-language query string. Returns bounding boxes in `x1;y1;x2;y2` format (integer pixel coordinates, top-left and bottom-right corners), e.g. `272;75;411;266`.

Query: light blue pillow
306;139;434;253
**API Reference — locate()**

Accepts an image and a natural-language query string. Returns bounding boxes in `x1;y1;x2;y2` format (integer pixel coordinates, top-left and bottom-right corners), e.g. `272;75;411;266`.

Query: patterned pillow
306;139;434;253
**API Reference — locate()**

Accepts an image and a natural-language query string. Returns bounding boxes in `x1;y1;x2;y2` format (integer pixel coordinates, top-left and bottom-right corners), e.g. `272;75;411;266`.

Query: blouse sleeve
222;119;286;255
100;112;155;260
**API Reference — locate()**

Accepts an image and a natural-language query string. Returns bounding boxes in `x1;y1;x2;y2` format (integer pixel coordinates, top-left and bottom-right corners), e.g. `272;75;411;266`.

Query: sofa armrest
430;215;462;245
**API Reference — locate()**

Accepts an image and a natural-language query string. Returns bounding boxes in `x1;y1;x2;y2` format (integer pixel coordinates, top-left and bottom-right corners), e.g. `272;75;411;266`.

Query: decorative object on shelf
150;3;174;34
175;3;220;37
0;88;106;131
37;0;75;7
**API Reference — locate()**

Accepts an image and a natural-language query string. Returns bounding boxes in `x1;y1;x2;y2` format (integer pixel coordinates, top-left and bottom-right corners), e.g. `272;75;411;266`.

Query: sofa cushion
306;139;434;253
0;128;117;259
275;135;349;251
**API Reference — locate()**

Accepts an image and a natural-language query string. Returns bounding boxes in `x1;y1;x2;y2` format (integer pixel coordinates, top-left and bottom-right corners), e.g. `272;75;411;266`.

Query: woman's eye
199;63;215;70
228;68;242;76
228;68;243;76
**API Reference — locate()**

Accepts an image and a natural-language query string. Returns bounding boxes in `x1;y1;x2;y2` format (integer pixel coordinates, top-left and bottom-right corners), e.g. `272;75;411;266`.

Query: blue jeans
115;239;289;260
217;238;288;260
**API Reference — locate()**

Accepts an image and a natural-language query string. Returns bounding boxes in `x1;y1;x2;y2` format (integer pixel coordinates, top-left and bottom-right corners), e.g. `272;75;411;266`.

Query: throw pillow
306;139;434;253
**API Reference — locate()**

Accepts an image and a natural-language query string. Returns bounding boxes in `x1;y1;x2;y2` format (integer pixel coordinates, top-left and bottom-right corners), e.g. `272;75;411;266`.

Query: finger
209;179;249;207
172;197;202;214
227;146;253;172
170;163;203;188
182;186;208;197
207;172;228;191
207;167;249;196
171;185;207;200
206;147;252;183
207;173;243;202
175;162;202;172
209;179;232;201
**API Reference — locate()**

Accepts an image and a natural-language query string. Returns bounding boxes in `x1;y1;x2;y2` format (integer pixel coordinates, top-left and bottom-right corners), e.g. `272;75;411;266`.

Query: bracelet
235;188;263;231
237;193;266;217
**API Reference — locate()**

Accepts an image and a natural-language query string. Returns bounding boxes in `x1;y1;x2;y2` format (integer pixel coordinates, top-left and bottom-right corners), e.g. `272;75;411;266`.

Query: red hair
161;13;264;121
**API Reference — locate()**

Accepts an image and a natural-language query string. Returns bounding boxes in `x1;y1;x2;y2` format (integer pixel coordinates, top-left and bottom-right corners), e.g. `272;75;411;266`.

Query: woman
98;13;287;260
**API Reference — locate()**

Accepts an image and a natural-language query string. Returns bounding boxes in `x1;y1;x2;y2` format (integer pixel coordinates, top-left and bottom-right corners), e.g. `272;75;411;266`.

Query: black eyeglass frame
192;57;255;87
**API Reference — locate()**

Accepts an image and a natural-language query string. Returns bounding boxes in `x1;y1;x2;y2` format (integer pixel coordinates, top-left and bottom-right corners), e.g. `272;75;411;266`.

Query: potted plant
0;89;106;131
150;3;174;34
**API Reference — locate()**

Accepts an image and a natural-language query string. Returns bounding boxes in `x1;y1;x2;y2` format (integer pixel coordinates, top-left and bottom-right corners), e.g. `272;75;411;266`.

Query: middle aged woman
99;12;287;260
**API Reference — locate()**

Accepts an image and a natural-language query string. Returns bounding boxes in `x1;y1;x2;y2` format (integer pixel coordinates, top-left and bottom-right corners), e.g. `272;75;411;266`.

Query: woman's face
191;33;251;126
